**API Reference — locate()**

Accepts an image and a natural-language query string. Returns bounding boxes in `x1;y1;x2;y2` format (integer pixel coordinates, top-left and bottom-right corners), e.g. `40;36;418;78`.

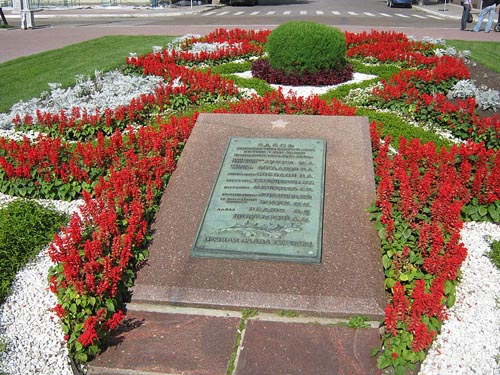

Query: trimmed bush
0;200;68;303
265;21;347;76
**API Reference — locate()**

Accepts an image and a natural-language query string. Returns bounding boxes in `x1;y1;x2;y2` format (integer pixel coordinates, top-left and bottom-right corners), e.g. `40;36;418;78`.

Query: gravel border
419;222;500;375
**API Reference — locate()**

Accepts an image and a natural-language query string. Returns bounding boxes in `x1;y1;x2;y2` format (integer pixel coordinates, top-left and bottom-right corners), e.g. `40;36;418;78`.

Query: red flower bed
345;30;434;65
371;118;500;370
215;89;357;116
367;51;500;149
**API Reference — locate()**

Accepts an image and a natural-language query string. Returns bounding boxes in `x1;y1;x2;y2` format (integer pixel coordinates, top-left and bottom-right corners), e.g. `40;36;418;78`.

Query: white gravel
0;250;75;375
419;222;500;375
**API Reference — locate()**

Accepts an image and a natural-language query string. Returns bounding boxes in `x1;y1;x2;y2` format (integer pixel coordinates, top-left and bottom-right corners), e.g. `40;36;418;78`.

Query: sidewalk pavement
415;1;463;19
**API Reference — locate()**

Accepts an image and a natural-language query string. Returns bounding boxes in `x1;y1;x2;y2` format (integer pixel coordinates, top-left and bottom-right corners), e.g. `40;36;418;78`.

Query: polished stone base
132;114;385;319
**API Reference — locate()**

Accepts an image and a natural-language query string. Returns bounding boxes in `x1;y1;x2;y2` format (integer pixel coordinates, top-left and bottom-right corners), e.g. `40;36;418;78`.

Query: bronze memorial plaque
192;137;326;263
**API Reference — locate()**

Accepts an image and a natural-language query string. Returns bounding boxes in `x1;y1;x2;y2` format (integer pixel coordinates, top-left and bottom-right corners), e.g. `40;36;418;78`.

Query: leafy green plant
0;200;69;303
208;61;253;75
0;337;7;375
355;108;453;151
225;75;275;96
334;315;371;329
242;308;258;319
320;77;379;102
266;21;347;75
487;240;500;270
462;198;500;223
349;59;401;80
277;309;299;318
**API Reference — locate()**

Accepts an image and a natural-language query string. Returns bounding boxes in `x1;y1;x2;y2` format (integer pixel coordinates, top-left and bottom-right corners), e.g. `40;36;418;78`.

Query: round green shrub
266;21;347;76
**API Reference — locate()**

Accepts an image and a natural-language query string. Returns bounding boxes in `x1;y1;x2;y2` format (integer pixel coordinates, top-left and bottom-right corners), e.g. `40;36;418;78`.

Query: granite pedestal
132;114;386;319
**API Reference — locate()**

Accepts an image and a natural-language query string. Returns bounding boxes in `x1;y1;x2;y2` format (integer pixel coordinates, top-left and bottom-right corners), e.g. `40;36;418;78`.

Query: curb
413;4;462;20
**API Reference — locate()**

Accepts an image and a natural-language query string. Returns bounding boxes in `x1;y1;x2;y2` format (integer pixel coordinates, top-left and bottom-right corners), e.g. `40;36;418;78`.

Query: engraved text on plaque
192;137;325;263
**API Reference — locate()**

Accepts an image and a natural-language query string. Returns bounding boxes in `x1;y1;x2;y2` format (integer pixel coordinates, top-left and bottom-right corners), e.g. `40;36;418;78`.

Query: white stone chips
419;222;500;375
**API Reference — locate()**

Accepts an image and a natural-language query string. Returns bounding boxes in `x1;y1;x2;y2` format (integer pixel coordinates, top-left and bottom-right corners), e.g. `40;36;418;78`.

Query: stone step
87;305;382;375
87;308;239;375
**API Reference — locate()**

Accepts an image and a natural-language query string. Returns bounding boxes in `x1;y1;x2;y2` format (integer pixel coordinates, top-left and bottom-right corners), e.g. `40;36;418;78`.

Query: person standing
472;0;498;32
461;0;473;30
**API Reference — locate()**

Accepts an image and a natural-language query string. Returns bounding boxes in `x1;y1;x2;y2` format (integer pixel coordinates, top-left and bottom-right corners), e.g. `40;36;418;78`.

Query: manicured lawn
0;200;68;304
0;35;173;113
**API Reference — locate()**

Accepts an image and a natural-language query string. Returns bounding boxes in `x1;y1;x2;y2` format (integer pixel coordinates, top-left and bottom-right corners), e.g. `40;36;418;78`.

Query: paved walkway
0;3;498;63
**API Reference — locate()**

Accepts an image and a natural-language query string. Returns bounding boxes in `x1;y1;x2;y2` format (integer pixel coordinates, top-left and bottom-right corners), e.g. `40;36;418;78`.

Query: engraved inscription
192;137;326;263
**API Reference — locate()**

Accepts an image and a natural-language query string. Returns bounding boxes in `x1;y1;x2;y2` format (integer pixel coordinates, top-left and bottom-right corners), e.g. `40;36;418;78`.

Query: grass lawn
446;40;500;73
0;35;174;113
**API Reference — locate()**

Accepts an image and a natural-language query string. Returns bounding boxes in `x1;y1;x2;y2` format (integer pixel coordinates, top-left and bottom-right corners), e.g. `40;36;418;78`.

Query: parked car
387;0;413;7
221;0;258;5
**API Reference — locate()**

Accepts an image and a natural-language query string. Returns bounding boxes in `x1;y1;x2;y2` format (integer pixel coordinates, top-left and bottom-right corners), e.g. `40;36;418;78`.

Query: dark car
387;0;412;7
221;0;258;5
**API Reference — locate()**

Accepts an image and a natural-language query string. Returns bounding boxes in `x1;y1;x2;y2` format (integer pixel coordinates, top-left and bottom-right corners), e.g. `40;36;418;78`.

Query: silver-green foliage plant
419;36;446;46
0;71;163;130
447;79;477;99
447;80;500;111
434;46;471;60
476;88;500;111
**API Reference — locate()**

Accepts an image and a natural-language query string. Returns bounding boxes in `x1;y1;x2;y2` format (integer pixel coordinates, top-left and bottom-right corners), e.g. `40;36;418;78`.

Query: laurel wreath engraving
214;221;301;238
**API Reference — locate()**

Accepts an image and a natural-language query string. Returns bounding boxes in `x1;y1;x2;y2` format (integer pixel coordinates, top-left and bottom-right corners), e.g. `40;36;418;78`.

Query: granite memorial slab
132;114;386;319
